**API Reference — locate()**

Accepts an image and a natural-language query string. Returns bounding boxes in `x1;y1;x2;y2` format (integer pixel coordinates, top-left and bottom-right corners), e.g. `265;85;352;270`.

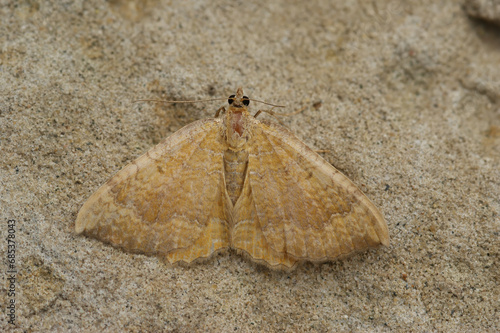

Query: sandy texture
1;0;498;332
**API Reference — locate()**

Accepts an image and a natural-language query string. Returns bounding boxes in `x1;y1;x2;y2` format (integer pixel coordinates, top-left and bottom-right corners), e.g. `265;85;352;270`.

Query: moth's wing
76;118;230;264
232;119;389;269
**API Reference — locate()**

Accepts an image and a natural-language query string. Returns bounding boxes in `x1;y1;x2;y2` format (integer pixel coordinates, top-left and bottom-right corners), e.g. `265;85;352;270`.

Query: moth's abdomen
224;149;249;205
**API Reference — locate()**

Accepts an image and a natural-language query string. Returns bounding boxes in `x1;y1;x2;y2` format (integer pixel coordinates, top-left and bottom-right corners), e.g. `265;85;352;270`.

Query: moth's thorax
222;105;252;206
224;105;252;150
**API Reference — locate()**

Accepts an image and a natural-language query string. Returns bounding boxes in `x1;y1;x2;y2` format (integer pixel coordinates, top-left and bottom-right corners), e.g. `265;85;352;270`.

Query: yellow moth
76;88;389;270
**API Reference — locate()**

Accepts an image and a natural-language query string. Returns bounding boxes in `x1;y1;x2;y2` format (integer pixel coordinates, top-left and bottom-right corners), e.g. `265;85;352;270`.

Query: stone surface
464;0;500;26
0;0;499;331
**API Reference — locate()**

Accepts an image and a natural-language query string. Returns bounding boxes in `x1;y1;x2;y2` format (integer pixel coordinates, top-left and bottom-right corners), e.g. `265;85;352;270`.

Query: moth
75;88;389;270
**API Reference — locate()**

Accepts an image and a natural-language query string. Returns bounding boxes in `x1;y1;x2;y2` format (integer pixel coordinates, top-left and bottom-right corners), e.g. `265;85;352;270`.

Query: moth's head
228;87;250;109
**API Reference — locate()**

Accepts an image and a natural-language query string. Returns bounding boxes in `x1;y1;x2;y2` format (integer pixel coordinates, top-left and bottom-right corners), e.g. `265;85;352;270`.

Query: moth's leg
254;105;307;119
254;107;288;126
254;107;277;119
215;106;226;118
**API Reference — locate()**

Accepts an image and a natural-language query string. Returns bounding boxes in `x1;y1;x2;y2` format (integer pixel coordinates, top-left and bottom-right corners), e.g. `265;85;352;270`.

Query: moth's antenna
133;97;227;104
134;96;286;109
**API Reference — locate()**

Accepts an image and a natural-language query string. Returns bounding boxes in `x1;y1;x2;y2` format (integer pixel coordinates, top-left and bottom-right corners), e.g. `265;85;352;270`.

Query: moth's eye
228;95;236;105
242;96;250;106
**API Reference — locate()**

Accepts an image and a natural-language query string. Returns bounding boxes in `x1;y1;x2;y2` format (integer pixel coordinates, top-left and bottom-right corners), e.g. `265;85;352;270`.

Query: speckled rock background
1;0;499;332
